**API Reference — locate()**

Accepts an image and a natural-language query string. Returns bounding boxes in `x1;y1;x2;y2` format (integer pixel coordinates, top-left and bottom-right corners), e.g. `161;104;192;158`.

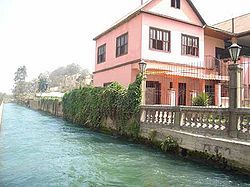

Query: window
205;84;215;105
181;34;199;56
170;82;173;89
97;44;106;64
146;81;161;104
149;27;171;52
171;0;180;9
116;33;128;57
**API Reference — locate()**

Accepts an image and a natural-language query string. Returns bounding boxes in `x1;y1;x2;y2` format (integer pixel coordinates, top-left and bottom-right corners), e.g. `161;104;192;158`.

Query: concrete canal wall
0;102;4;125
140;123;250;173
28;99;250;175
140;105;250;174
28;99;63;117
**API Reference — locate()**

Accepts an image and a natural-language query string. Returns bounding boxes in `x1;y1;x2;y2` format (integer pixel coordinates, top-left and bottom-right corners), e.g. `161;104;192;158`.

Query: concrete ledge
0;102;4;125
140;124;250;173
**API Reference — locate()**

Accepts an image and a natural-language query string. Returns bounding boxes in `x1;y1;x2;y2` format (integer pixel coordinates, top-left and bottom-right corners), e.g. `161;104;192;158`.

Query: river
0;104;249;186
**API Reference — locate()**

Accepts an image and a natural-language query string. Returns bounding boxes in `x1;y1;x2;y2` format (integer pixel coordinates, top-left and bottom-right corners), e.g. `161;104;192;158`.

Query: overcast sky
0;0;250;93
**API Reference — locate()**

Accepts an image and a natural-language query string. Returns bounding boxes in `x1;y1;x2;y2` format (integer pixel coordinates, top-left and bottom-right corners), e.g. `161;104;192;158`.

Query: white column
216;83;222;107
190;90;197;106
169;89;176;106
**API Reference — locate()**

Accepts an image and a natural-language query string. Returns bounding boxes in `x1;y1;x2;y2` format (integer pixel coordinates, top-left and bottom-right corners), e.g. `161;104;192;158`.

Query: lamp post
139;60;147;74
228;42;242;109
228;43;242;64
139;60;147;105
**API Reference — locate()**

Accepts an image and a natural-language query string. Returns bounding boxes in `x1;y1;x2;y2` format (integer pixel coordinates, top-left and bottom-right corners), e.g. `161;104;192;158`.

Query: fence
140;105;250;140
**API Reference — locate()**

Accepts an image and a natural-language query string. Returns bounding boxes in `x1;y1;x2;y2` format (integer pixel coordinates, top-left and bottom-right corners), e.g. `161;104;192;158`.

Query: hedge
62;74;142;137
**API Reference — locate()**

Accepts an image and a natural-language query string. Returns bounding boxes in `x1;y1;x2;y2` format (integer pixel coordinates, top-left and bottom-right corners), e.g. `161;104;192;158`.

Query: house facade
93;0;250;106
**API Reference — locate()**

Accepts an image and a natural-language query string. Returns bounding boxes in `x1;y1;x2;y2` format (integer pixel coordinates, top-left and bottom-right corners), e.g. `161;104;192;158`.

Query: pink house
93;0;250;106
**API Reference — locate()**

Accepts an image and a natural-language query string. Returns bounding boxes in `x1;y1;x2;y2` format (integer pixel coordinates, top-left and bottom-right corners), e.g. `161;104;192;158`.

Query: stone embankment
140;105;250;174
0;102;3;125
28;99;63;117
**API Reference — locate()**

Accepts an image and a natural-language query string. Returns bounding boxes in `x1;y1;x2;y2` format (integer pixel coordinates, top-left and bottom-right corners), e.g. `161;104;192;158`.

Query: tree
25;79;38;94
14;66;27;83
0;92;6;103
38;73;49;93
13;66;27;99
48;63;90;88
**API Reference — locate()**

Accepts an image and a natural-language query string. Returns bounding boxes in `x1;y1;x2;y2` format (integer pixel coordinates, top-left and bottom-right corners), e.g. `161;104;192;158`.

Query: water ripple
0;104;250;187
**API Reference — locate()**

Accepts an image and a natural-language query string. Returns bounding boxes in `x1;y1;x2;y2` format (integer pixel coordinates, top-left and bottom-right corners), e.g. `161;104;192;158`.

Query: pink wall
141;12;205;65
95;15;142;72
93;64;133;87
93;0;217;88
204;35;224;57
143;0;203;26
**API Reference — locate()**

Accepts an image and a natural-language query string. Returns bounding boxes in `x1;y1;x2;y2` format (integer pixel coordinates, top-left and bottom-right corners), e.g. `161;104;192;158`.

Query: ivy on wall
62;74;142;137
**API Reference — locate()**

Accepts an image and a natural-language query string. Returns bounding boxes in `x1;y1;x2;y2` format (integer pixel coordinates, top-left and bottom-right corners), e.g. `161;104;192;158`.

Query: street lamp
139;60;147;74
228;42;243;109
228;42;242;63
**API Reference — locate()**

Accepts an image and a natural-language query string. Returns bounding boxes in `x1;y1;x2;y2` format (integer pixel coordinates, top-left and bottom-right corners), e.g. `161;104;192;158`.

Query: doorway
146;81;161;104
178;83;186;106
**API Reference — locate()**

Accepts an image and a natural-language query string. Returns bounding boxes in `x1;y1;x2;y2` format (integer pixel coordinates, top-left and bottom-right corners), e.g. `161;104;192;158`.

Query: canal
0;104;250;186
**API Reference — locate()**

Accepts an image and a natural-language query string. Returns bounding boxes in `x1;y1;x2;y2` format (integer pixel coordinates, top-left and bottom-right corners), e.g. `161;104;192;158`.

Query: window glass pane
117;47;120;56
149;39;153;48
125;34;128;44
152;39;157;49
125;44;128;53
176;0;180;8
163;42;166;51
181;46;185;54
157;40;163;50
188;38;192;46
163;32;166;41
117;38;120;47
121;36;124;45
182;35;186;45
151;29;155;39
171;0;175;7
150;29;153;39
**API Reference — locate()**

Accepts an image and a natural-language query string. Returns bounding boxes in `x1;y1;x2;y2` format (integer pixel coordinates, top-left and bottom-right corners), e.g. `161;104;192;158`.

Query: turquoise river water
0;104;250;186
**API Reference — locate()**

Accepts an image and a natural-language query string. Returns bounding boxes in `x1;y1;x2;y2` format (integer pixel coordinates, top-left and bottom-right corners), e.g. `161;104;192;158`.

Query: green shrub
62;74;142;137
160;136;179;152
192;93;211;106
